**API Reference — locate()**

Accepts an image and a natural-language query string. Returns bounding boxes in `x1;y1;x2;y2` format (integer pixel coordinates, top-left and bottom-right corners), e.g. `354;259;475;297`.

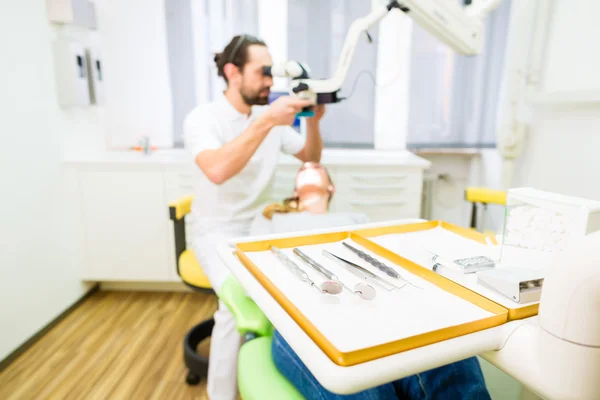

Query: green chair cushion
238;336;305;400
218;276;273;337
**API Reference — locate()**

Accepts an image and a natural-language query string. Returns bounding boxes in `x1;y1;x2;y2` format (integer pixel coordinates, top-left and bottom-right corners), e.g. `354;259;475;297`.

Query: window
406;0;513;149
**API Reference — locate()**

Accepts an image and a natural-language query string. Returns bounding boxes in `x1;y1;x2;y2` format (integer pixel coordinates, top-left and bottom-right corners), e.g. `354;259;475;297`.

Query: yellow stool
464;188;507;233
169;196;214;385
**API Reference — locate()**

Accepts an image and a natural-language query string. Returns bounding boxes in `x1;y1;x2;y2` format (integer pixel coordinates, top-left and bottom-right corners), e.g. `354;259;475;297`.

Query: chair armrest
219;276;273;337
169;195;194;221
169;195;194;266
464;188;507;205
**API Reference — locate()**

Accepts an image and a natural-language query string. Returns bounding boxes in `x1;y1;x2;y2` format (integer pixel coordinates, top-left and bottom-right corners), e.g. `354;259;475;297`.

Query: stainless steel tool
341;242;422;289
270;247;342;295
293;248;376;300
322;250;406;291
342;242;399;278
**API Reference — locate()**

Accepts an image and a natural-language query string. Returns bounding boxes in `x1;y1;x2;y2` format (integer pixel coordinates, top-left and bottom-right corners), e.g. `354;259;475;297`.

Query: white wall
374;9;412;150
0;1;96;361
541;1;600;94
258;0;288;90
478;0;600;233
512;106;600;199
95;0;173;149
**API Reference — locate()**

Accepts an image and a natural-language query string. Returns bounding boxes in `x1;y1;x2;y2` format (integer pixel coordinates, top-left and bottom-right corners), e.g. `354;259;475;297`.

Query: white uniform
183;94;305;400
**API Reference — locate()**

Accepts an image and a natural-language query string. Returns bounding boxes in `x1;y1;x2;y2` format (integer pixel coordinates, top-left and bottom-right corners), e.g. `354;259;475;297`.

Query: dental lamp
268;0;502;104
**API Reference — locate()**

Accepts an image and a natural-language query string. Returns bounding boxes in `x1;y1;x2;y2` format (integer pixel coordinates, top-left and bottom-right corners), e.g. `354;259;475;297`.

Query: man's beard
240;87;269;106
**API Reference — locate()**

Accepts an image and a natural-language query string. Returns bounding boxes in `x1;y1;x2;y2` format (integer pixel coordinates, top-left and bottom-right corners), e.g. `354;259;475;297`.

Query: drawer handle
350;200;406;207
351;175;408;182
349;185;406;191
178;184;195;190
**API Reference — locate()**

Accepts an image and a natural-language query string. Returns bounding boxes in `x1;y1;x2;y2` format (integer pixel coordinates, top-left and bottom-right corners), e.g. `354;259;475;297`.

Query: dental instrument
293;248;376;300
322;250;406;291
270;247;342;295
342;242;422;289
428;252;495;274
342;242;400;279
476;267;544;304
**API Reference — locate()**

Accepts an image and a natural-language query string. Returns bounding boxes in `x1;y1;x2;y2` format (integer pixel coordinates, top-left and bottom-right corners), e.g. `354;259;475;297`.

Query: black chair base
183;317;215;385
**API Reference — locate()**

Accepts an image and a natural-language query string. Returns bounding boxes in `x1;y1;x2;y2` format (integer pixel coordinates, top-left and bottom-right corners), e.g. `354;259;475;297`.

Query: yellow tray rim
354;220;540;320
235;222;511;367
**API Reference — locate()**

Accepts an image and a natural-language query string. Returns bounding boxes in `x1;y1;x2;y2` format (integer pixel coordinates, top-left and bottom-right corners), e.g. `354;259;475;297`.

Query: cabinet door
79;170;170;281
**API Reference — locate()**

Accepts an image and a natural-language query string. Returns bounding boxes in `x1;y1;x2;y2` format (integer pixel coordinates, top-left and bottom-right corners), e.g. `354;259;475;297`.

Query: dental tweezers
322;250;405;291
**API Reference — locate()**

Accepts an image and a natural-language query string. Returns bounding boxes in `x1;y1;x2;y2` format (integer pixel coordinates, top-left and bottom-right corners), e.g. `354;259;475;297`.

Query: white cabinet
78;167;173;281
69;149;430;284
270;164;423;222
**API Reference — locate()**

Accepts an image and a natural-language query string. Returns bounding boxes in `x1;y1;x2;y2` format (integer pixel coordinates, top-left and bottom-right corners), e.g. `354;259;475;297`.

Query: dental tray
356;221;540;320
233;221;522;367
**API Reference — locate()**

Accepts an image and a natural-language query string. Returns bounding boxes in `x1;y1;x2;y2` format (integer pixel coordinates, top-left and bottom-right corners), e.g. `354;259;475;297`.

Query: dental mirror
319;280;343;295
353;282;376;300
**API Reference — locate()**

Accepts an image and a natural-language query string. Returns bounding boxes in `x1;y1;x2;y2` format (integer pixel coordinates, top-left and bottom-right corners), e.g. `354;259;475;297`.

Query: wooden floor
0;290;218;400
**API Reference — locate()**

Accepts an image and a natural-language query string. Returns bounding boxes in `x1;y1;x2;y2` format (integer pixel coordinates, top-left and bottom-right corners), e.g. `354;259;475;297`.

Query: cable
340;69;376;101
339;64;406;101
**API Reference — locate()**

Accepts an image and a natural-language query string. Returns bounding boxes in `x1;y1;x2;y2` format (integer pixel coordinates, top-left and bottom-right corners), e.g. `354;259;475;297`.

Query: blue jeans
272;330;491;400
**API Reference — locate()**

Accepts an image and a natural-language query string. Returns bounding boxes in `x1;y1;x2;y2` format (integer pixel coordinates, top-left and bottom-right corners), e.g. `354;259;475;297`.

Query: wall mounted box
52;38;91;107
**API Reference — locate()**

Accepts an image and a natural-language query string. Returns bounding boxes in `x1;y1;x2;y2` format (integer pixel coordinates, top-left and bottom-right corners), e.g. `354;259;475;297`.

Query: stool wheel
186;371;201;385
183;318;214;385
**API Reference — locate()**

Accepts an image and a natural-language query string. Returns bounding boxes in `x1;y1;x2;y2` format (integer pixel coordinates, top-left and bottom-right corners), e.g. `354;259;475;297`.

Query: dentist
183;34;324;400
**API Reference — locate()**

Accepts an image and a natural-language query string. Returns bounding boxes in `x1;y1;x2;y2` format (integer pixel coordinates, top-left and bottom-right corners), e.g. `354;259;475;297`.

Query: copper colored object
294;162;335;199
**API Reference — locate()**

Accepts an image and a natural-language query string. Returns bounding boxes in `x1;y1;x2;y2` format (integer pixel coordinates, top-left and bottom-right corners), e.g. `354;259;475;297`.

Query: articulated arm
269;0;500;104
291;2;402;105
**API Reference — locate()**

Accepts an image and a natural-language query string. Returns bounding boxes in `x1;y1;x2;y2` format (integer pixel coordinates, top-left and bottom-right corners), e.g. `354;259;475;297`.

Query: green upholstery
218;276;273;337
238;336;305;400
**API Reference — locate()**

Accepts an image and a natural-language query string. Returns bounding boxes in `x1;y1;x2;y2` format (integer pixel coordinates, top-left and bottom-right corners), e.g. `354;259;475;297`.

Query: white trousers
193;229;246;400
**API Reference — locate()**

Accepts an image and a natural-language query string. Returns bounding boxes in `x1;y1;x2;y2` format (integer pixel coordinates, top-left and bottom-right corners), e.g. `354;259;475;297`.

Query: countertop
64;148;432;168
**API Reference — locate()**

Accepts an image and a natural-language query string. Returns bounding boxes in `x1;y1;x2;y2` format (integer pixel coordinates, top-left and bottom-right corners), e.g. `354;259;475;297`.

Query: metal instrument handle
322;250;370;278
293;248;337;281
342;242;400;279
271;247;311;283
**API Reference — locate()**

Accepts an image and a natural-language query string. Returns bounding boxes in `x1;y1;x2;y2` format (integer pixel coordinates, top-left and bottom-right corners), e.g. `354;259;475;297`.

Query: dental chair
169;196;215;385
169;196;305;399
220;276;304;400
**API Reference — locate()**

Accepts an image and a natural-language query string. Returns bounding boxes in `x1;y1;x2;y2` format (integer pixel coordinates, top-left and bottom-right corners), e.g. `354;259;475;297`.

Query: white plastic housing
539;231;600;347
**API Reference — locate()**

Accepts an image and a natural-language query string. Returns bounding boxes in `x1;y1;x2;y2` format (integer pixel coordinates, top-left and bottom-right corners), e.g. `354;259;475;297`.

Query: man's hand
260;96;314;127
308;104;326;123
